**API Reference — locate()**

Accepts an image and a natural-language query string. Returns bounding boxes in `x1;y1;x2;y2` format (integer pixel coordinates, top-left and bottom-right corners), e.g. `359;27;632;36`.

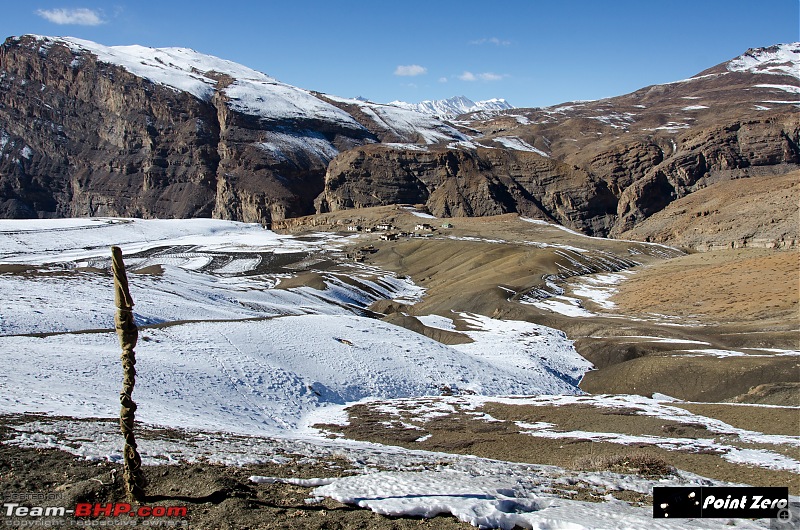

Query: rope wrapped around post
111;246;146;501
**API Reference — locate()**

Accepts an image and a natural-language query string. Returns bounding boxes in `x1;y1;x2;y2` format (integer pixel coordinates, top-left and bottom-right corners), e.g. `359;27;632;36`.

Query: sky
0;0;797;108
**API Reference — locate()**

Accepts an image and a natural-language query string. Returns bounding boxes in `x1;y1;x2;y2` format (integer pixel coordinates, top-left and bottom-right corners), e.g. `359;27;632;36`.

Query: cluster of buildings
345;222;455;241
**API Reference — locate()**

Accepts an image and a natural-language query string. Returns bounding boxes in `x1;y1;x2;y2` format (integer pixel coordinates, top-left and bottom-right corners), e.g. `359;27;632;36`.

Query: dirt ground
315;399;800;494
610;248;799;329
0;416;473;530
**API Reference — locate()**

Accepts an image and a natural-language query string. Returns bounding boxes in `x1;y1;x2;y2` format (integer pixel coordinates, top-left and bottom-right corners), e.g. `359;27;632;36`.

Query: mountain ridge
388;95;514;119
0;35;797;241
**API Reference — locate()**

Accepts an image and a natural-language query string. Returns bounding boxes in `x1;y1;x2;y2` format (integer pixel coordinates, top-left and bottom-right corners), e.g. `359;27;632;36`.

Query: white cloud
470;37;511;46
478;72;504;81
458;71;506;82
438;76;448;83
394;64;427;77
35;7;106;25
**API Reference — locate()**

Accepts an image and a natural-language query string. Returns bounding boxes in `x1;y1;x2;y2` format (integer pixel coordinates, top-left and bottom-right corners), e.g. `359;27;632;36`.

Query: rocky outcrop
316;145;619;235
0;36;376;223
611;116;800;235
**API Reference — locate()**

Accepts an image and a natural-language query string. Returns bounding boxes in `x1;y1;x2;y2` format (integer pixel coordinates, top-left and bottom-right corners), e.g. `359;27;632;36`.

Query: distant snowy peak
322;94;468;144
389;96;514;118
726;42;800;80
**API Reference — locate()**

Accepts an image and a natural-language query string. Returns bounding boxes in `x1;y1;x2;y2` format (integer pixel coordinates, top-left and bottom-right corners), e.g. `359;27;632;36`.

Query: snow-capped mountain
723;42;800;78
0;35;796;239
0;35;466;222
389;96;513;118
24;35;467;144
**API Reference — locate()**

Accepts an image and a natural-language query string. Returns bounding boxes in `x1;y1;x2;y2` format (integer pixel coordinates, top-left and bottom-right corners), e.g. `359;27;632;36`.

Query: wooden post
111;246;146;501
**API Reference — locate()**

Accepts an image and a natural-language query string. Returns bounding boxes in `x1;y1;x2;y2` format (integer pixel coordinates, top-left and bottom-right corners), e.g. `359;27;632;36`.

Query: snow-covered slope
25;35;468;148
0;218;591;434
726;42;800;79
33;36;366;130
389;96;513;118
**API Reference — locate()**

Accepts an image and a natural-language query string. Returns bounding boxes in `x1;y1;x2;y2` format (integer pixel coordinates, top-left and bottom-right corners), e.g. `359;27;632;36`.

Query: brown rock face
611;116;800;236
0;37;220;218
0;36;376;223
316;145;618;235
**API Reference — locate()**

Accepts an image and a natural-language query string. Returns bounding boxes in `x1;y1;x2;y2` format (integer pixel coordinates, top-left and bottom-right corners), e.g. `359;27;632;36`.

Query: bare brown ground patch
131;264;164;275
611;248;799;328
579;354;800;402
672;403;800;436
728;382;800;407
319;400;800;494
482;403;715;439
0;416;472;530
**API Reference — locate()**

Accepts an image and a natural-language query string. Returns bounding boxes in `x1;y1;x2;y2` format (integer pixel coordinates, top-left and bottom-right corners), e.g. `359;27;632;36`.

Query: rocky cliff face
316;145;618;235
0;37;220;218
610;115;799;235
619;170;799;250
1;36;798;238
0;36;381;223
316;112;798;236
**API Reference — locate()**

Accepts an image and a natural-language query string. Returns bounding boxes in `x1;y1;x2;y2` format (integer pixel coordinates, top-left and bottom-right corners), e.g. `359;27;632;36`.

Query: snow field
0;218;590;435
0;312;590;434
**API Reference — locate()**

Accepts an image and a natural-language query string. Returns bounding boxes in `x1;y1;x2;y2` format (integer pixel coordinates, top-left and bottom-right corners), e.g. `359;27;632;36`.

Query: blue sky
1;1;797;108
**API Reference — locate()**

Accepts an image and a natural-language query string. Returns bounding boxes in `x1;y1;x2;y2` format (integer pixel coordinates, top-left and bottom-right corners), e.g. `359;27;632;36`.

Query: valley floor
0;212;797;529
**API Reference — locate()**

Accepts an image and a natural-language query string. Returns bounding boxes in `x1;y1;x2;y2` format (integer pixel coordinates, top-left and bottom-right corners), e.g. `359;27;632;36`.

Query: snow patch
493;136;550;157
728;43;800;79
401;206;437;219
256;130;338;164
384;143;429;151
522;296;596;317
644;122;691;131
570;272;630;310
312;469;767;530
754;84;800;94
